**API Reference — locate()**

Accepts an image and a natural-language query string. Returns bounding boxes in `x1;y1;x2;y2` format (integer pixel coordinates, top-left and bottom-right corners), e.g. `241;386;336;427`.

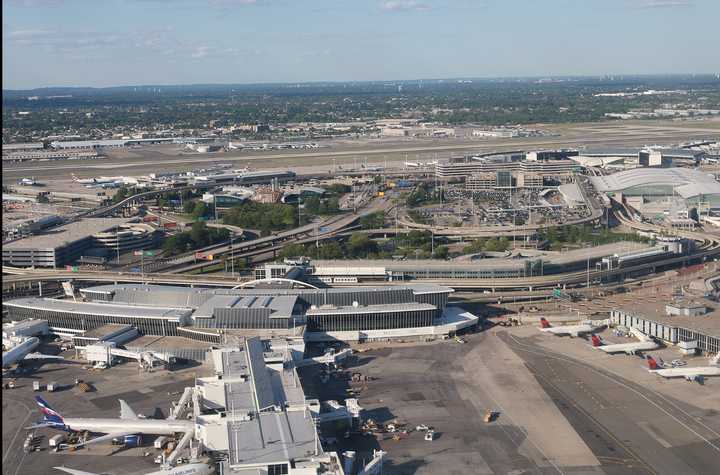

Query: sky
3;0;720;89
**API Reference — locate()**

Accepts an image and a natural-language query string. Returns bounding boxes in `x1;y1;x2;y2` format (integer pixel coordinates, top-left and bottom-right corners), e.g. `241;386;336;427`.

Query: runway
3;119;719;183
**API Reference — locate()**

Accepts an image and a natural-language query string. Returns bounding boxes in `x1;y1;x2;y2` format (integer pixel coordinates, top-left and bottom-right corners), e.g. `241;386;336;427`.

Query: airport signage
134;250;155;257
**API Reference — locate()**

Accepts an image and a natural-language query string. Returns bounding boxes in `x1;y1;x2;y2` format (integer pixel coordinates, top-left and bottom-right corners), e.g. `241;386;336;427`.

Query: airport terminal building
3;282;475;343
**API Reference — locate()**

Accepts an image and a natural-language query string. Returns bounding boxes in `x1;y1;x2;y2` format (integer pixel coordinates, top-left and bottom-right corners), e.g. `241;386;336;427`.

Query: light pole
230;236;235;278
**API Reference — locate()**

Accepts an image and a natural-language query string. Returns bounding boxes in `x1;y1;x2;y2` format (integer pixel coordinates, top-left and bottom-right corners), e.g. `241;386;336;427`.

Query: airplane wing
54;467;106;475
24;353;64;361
70;431;136;449
119;399;139;420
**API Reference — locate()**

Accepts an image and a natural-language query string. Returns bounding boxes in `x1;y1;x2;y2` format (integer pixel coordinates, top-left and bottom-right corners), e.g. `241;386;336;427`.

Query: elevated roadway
4;195;719;292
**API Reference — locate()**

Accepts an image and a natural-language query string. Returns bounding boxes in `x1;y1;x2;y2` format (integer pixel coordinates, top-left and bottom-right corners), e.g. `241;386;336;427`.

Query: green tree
279;243;307;260
434;245;449;259
192;201;209;220
316;241;344;259
112;186;131;204
347;232;377;257
359;212;385;229
183;200;196;214
189;221;210;247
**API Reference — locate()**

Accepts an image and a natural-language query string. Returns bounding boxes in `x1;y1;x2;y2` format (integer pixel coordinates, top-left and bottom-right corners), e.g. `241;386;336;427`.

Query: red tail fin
591;335;602;347
647;356;658;370
540;317;551;328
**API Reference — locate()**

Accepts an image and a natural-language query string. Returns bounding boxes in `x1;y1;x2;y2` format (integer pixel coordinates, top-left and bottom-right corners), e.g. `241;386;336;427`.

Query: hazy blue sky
3;0;719;89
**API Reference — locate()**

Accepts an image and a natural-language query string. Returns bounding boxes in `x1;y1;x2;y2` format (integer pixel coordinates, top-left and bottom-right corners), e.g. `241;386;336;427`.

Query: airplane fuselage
60;418;194;435
541;324;595;336
651;367;720;378
2;337;39;368
596;341;659;354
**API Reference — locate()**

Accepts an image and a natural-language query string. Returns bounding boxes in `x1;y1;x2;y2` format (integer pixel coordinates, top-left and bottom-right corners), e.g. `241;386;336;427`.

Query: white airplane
17;177;37;186
646;354;720;383
2;337;64;369
591;328;660;355
30;396;194;449
54;463;214;475
538;317;603;337
71;174;123;186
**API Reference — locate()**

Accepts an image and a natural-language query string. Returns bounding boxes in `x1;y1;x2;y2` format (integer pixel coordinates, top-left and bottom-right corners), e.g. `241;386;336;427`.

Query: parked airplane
538;317;603;337
591;328;660;355
54;464;214;475
71;174;118;185
2;337;64;369
646;354;720;382
30;396;194;449
17;177;37;186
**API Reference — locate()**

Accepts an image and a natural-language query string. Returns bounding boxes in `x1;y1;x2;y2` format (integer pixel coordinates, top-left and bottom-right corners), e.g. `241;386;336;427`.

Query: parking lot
410;184;592;230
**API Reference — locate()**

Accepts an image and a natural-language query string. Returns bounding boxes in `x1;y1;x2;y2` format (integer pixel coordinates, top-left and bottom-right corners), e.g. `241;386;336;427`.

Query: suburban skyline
3;0;720;89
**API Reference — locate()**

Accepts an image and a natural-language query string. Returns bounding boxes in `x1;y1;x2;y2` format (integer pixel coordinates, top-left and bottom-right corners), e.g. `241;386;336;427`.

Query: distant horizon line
4;73;719;93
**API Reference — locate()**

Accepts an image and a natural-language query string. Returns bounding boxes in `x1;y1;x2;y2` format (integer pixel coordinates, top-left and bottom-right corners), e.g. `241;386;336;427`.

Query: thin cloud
380;1;431;12
634;0;694;8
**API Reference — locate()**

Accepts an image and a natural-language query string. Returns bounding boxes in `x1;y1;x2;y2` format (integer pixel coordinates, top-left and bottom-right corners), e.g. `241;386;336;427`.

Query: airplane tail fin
646;356;659;370
70;174;78;182
591;335;602;347
35;396;65;426
710;353;719;366
539;317;551;329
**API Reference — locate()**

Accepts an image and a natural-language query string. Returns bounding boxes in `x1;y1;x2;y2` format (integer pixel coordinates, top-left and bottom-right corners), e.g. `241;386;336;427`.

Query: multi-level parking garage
257;241;688;283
